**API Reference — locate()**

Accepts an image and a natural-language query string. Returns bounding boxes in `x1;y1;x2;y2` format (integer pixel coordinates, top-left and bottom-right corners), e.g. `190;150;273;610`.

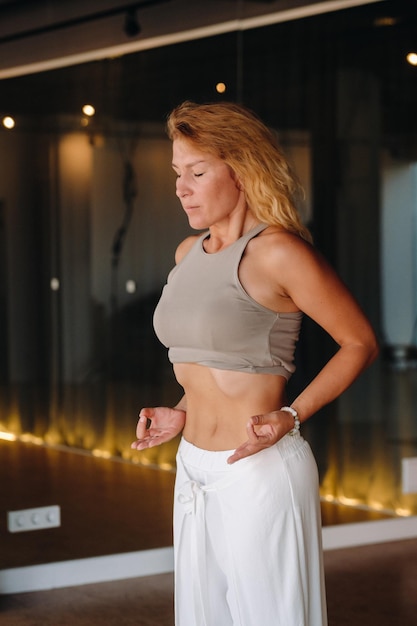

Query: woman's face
172;136;245;230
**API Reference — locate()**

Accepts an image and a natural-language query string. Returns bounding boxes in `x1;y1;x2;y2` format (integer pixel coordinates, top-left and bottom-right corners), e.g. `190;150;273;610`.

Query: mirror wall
1;0;417;566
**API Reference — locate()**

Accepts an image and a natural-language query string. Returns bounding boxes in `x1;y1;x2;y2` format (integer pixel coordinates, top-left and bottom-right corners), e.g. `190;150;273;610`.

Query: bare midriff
174;362;288;451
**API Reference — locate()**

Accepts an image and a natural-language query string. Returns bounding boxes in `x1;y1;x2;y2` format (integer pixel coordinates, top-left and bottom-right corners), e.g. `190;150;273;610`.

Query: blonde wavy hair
166;101;312;242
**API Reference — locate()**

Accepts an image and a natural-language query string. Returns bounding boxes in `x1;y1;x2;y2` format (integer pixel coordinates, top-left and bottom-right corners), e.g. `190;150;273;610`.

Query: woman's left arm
283;236;379;420
228;234;379;464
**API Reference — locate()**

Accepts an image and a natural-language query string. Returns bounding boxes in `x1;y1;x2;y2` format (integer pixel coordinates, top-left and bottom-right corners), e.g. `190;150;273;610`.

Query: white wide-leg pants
173;433;327;626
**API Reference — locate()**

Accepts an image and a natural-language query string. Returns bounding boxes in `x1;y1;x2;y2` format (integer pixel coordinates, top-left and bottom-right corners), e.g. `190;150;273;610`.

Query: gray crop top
153;223;302;378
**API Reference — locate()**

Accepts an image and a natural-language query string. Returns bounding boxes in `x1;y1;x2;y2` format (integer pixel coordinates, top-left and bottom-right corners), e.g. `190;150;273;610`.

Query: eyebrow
171;159;207;169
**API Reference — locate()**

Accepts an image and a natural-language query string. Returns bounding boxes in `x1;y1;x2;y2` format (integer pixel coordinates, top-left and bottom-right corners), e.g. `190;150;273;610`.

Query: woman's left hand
227;410;295;464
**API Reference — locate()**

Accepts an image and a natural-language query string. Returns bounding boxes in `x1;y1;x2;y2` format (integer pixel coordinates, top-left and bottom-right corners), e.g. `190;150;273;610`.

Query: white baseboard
322;515;417;550
1;517;416;595
0;546;174;595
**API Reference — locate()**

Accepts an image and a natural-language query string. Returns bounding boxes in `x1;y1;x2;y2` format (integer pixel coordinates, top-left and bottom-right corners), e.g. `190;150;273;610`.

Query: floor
1;538;417;625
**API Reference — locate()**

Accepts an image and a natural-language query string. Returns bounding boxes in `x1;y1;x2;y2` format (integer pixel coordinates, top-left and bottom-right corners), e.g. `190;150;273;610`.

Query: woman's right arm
131;395;187;451
131;236;197;452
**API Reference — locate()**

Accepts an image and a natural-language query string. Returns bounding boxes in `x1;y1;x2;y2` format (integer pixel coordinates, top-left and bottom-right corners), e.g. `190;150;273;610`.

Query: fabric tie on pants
177;479;210;625
176;465;248;626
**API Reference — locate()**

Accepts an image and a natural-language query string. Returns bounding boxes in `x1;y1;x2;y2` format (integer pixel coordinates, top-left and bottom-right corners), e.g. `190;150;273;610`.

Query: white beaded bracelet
280;406;300;436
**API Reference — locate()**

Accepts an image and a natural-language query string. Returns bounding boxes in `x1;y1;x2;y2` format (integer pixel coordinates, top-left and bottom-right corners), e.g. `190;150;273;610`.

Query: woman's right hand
131;406;186;451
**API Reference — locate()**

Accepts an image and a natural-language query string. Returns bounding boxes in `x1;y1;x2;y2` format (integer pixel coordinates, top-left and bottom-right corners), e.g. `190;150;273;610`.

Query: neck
205;212;261;253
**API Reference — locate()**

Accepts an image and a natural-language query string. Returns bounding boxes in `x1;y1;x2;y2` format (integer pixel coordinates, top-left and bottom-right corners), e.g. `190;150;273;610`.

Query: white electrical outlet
402;457;417;494
7;505;61;533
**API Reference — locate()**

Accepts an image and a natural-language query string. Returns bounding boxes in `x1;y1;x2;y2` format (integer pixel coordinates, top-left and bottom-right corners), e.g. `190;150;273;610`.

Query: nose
176;175;191;199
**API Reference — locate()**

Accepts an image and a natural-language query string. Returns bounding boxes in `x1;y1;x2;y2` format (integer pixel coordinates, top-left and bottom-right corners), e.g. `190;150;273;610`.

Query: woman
131;101;378;626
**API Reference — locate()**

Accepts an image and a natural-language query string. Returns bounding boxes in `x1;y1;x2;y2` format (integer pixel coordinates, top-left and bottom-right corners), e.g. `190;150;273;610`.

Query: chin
187;216;209;230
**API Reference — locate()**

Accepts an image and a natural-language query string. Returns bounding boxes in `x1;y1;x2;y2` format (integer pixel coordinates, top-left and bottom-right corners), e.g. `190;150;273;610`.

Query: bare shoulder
253;226;322;269
250;225;342;301
247;226;377;352
175;233;203;264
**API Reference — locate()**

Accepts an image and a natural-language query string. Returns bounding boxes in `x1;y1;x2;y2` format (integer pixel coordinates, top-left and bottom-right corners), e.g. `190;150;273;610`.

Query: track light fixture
124;8;141;37
0;1;170;45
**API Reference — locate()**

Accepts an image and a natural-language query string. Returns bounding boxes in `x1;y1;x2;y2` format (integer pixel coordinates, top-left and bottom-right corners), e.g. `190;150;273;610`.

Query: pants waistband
178;431;305;472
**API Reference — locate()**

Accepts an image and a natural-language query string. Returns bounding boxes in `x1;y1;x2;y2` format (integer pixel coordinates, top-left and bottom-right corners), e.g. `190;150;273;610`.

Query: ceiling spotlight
82;104;95;117
2;115;15;129
373;16;398;28
406;51;417;66
216;82;227;94
124;8;141;37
